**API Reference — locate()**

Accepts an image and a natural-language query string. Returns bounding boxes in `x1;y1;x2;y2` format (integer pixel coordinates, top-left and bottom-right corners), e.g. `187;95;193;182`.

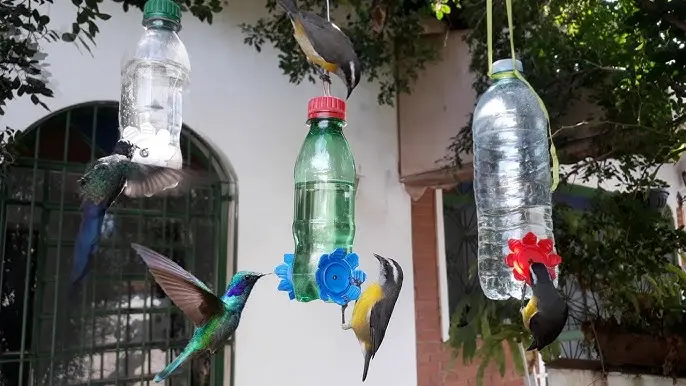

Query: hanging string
486;0;560;192
321;0;332;96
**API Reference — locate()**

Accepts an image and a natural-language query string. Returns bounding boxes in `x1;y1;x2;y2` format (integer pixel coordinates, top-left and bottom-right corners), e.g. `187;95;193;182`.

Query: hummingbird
130;243;269;382
71;140;202;289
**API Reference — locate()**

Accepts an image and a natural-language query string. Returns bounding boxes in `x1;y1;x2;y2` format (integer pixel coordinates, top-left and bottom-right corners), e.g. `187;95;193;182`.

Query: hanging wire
322;0;332;96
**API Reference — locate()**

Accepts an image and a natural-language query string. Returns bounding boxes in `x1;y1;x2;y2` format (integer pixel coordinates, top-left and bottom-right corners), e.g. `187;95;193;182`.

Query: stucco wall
0;1;416;386
549;369;686;386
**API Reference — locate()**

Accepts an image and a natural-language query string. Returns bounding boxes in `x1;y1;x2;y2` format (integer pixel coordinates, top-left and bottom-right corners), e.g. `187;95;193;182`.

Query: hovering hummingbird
71;140;202;288
130;243;269;382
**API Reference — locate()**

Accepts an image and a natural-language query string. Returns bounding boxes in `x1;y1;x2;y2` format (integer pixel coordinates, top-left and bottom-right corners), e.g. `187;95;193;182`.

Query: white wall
0;1;416;386
549;369;686;386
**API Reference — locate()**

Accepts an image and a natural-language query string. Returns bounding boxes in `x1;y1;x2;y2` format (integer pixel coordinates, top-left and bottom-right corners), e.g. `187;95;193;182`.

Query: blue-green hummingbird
130;243;269;382
71;140;203;289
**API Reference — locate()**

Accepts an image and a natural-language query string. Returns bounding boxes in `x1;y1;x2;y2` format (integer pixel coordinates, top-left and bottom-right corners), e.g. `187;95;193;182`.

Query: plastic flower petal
315;248;367;306
274;253;296;300
505;232;563;285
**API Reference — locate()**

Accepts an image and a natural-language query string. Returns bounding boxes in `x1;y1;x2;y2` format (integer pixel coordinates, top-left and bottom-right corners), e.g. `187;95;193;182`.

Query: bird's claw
341;303;348;325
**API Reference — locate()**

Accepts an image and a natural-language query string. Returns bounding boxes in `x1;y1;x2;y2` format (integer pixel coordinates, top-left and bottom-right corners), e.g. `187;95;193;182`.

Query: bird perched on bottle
341;253;403;382
521;262;569;351
276;0;362;99
131;243;269;382
71;140;202;289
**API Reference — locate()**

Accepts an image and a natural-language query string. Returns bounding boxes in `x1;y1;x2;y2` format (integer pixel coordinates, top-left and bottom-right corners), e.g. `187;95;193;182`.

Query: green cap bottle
142;0;181;25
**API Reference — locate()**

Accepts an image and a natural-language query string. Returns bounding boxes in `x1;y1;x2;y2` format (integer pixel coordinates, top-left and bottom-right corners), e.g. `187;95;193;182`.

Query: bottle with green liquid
275;96;366;305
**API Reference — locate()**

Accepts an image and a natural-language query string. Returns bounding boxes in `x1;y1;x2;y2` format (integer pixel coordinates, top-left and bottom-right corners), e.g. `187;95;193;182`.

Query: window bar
114;212;126;384
48;110;72;385
137;194;149;385
17;125;41;386
86;103;99;386
161;190;172;382
0;153;8;317
184;135;193;386
33;170;50;385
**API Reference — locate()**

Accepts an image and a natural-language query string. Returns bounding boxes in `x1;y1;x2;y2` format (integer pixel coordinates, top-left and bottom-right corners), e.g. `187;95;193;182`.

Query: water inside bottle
120;59;188;146
292;180;356;302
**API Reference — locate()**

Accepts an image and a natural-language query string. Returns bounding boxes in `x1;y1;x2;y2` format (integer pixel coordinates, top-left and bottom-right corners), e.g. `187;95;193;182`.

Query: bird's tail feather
276;0;299;14
70;202;107;287
154;345;196;383
362;350;372;382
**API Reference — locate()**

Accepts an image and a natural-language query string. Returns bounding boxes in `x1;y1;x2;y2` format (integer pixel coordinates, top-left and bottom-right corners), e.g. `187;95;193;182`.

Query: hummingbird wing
123;162;211;198
131;243;223;326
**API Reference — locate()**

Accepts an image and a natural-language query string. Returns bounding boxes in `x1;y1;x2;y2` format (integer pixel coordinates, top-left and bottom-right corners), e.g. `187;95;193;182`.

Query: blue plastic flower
315;248;367;306
274;253;295;300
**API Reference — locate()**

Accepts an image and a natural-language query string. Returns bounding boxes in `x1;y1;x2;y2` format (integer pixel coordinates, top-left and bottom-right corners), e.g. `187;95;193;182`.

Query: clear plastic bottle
472;59;555;300
119;0;190;169
291;96;357;302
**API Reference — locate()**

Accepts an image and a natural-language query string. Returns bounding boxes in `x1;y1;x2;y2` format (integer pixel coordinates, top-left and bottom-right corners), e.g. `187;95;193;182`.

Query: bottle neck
492;71;518;80
307;118;346;133
143;18;181;32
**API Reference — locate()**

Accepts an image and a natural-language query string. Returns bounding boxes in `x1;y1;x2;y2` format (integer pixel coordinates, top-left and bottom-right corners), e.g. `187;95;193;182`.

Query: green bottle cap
143;0;181;25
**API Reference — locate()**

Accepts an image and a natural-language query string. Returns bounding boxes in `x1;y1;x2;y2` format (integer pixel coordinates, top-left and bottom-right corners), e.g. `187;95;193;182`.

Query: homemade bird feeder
472;0;562;300
274;96;367;306
119;0;190;170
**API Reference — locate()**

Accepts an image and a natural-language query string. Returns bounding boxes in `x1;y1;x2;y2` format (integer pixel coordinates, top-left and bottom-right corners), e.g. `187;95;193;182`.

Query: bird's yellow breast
350;283;384;343
521;295;538;331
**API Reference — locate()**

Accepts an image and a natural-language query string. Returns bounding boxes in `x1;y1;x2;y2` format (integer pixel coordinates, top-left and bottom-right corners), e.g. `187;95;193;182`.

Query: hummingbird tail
70;202;107;287
154;345;196;383
362;350;372;382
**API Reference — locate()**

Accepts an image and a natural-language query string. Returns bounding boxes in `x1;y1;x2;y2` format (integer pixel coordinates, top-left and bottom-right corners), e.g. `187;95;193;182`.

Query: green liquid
292;180;356;302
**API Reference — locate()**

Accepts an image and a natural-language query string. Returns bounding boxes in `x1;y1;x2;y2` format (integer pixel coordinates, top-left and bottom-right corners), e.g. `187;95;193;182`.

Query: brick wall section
411;188;524;386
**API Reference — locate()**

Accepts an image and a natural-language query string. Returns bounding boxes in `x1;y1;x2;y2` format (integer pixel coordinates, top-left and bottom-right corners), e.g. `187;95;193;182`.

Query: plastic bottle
472;58;555;300
291;96;357;302
119;0;190;169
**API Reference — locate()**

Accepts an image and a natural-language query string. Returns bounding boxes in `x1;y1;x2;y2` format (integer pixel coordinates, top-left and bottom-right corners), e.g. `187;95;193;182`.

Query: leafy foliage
555;191;686;336
447;288;561;386
240;0;445;105
448;0;686;172
0;0;224;119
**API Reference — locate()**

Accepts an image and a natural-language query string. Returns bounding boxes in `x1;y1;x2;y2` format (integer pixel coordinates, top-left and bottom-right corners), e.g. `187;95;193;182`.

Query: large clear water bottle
472;59;555;300
119;0;190;169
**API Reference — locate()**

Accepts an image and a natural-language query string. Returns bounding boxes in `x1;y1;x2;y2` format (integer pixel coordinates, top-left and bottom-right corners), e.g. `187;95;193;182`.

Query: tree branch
637;0;686;34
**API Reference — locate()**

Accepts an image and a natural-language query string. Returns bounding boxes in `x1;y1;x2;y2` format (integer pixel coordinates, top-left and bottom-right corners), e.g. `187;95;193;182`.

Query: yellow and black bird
521;262;569;351
276;0;362;99
342;253;403;382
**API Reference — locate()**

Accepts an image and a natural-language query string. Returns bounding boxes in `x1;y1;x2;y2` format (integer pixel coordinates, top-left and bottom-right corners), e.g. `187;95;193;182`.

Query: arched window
0;102;237;386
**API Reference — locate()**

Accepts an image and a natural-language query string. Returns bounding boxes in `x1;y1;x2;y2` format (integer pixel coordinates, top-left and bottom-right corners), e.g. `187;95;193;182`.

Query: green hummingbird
72;140;201;289
130;243;269;382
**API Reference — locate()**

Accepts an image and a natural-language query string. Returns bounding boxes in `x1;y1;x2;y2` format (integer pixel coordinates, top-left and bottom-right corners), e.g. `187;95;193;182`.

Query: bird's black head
113;140;136;159
374;253;404;287
529;262;553;287
340;57;362;100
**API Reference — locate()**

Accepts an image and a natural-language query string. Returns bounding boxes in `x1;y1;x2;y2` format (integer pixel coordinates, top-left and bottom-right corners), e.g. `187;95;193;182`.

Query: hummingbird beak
259;272;273;277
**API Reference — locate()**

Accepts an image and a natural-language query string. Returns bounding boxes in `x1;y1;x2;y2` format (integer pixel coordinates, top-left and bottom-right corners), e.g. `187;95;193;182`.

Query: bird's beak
259;272;273;278
373;253;384;263
346;87;353;100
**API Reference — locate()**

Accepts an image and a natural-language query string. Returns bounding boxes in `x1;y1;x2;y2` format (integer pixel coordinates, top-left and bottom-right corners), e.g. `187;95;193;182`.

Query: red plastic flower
504;232;562;285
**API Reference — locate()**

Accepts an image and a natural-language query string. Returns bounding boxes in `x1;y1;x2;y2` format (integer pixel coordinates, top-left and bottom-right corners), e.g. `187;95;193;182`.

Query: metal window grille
0;102;236;386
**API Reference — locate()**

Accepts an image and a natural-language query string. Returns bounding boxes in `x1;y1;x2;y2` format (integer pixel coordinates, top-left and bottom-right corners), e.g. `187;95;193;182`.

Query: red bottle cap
307;96;346;121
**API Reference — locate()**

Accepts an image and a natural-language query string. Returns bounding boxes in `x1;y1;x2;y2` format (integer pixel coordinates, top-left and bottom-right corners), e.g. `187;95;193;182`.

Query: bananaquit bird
276;0;362;99
521;262;569;351
342;254;403;382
